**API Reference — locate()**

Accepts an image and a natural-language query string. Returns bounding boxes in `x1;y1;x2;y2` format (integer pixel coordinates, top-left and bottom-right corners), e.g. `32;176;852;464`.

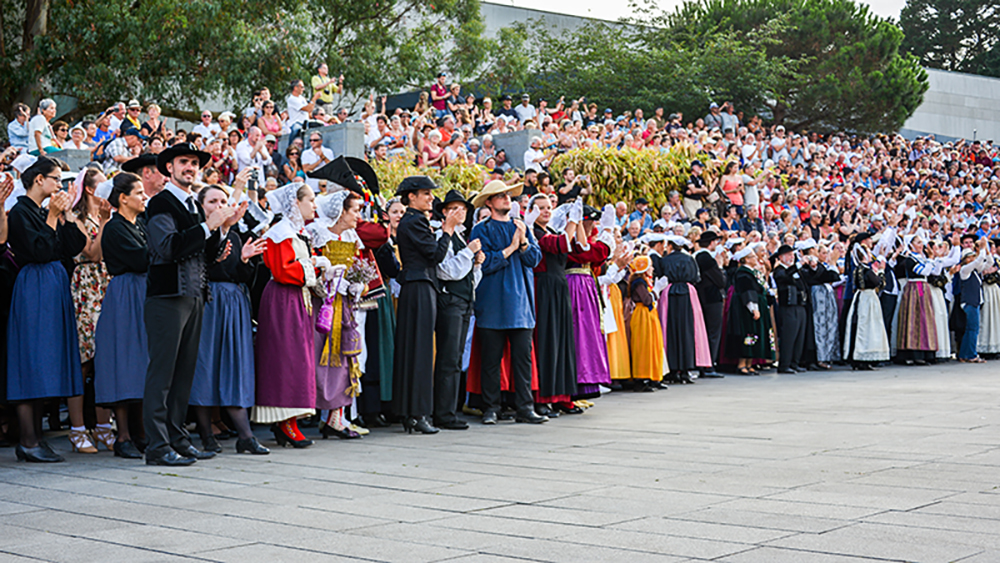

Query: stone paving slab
0;361;998;562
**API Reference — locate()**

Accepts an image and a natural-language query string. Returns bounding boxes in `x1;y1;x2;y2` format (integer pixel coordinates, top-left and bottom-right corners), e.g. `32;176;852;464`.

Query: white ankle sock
71;426;86;433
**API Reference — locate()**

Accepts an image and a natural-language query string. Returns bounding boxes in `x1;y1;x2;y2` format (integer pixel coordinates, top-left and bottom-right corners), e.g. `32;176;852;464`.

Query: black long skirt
666;290;698;372
392;280;436;418
534;272;578;401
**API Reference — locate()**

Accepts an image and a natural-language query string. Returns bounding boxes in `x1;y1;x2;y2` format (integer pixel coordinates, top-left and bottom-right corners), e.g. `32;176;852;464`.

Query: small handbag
315;295;335;334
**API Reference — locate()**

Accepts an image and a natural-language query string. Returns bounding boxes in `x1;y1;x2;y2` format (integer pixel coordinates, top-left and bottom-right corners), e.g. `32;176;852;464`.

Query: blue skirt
189;281;255;407
94;273;148;404
6;262;84;401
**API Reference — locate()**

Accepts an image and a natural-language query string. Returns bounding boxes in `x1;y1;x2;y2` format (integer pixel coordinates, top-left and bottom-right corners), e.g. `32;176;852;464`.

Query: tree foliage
657;0;928;133
899;0;1000;77
0;0;493;119
520;17;796;127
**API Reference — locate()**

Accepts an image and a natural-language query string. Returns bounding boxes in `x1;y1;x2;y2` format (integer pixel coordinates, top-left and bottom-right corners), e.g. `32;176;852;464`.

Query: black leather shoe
200;435;222;453
113;440;143;459
535;405;560;418
15;444;64;463
777;368;796;374
175;444;217;460
515;410;548;424
436;420;469;430
403;416;439;434
235;437;270;455
794;366;808;373
481;410;498;425
556;404;584;415
357;414;391;428
700;371;724;378
146;451;196;466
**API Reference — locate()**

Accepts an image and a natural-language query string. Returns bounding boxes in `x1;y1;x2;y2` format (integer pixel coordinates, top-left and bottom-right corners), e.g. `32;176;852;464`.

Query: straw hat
471;179;523;208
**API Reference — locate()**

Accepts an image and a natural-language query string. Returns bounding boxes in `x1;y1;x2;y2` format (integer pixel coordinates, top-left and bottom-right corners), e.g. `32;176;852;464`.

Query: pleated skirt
843;289;890;362
811;284;841;363
7;262;83;401
978;283;1000;354
567;273;610;389
252;281;316;422
94;272;148;405
892;281;937;353
630;303;664;381
313;296;354;411
606;283;632;380
190;281;255;408
928;285;950;359
534;272;578;400
392;280;436;418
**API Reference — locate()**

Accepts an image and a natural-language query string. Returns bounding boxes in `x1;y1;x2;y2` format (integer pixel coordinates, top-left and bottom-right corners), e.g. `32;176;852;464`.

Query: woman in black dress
392;177;457;434
94;173;149;458
7;157;87;462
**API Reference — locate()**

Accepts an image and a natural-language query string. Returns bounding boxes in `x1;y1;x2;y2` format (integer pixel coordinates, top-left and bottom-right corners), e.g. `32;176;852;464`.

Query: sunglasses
310;138;322;143
289;152;300;155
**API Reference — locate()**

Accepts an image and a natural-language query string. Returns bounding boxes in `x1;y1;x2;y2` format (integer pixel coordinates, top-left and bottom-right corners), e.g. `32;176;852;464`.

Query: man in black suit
143;143;238;466
695;230;726;377
772;244;809;374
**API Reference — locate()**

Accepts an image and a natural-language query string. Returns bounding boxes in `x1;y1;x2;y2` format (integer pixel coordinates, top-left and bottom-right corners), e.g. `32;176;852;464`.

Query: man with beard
143;143;240;466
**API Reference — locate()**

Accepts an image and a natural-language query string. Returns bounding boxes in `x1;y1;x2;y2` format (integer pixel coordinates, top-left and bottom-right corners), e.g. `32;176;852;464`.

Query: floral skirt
71;262;109;363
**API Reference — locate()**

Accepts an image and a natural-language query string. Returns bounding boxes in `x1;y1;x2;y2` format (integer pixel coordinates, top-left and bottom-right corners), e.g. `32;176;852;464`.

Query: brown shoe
68;429;98;454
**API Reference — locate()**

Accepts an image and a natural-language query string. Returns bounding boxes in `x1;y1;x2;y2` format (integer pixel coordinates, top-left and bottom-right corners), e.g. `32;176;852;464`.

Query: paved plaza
0;363;998;563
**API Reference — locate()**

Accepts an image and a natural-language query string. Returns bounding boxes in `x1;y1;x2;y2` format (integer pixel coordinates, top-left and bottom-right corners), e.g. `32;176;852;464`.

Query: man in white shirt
191;110;221;139
301;131;334;192
108;102;126;135
285;79;322;137
522;136;551;173
236;126;272;172
514;94;536;124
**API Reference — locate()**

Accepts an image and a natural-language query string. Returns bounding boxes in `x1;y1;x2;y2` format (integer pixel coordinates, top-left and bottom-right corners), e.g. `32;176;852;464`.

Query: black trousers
143;296;203;458
433;293;472;424
778;305;807;370
702;301;724;366
478;328;533;414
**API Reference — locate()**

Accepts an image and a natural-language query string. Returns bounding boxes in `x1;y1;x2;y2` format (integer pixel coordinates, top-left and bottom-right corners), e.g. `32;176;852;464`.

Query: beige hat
472;179;523;209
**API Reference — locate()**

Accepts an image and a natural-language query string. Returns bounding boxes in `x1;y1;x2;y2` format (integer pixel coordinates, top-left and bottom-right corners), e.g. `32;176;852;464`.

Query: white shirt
301;146;334;192
109;115;123;134
285;94;309;126
192;122;221;139
163;182;212;238
523;147;547;172
27;115;53;154
236;139;272;172
514;104;536;124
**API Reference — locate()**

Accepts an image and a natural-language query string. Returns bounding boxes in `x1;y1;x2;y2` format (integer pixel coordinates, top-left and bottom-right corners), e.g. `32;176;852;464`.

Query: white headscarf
264;182;307;244
308;190;361;248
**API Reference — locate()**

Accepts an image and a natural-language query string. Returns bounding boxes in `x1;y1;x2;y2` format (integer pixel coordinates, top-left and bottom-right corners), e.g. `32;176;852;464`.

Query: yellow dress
629;279;665;382
606;283;632;379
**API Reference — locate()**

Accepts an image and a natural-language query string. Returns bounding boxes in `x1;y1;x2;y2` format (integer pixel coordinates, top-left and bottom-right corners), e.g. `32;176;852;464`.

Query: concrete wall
276;121;366;159
902;69;1000;143
490;129;545;172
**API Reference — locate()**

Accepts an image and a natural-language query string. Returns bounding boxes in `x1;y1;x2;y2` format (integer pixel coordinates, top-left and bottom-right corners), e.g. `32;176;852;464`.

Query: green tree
659;0;928;133
899;0;999;75
0;0;495;120
522;17;796;124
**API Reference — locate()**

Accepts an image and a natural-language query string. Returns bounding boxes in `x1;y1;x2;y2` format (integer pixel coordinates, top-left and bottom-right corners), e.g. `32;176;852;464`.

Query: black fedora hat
434;189;474;217
396;175;438;197
770;243;794;265
156;142;210;176
697;230;721;246
121;152;159;174
582;205;601;222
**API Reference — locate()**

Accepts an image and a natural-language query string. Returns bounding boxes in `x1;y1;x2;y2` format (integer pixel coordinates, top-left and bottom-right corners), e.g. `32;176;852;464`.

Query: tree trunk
18;0;50;107
771;102;787;126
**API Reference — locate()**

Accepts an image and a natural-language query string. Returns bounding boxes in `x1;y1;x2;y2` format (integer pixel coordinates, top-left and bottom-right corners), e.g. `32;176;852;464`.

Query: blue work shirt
470;218;542;330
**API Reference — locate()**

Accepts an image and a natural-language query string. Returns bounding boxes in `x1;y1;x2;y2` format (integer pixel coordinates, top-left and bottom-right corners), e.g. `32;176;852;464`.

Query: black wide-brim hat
853;231;872;245
698;230;721;246
122;153;159;174
582;205;601;222
396;175;438;197
434;189;474;217
769;243;794;264
156;142;210;176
